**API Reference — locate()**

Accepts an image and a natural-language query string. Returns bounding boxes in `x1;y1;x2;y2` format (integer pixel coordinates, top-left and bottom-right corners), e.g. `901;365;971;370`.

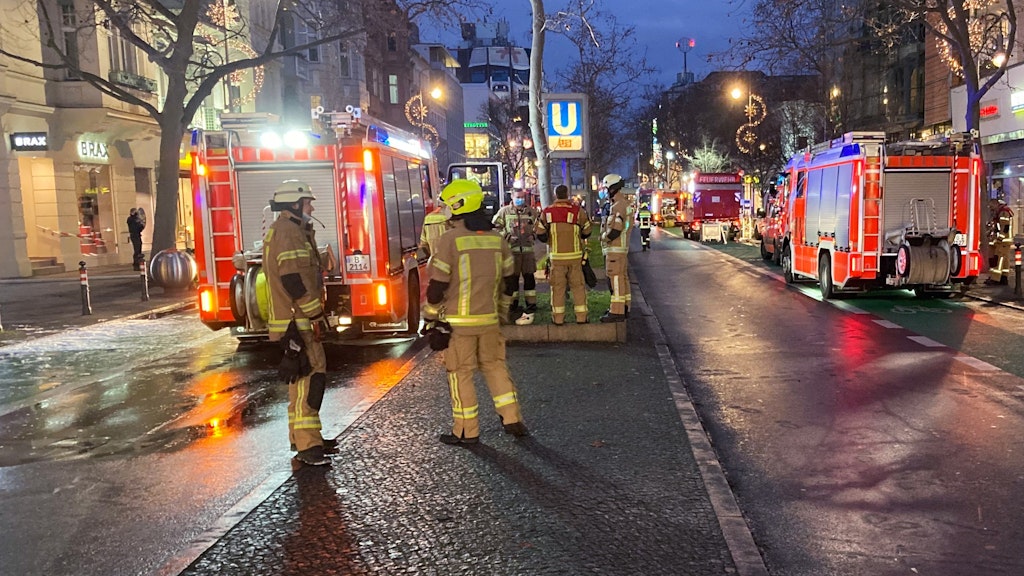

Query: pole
79;261;93;315
1015;246;1021;298
140;256;150;302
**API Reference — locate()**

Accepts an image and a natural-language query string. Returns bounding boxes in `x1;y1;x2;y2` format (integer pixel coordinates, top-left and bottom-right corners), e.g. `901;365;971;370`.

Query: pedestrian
985;197;1014;286
599;173;633;322
492;187;541;324
127;207;145;270
535;184;592;325
418;203;451;260
421;179;529;445
263;180;332;467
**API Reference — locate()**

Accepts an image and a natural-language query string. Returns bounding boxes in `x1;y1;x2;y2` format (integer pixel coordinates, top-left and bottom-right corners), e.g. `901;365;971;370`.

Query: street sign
545;93;589;159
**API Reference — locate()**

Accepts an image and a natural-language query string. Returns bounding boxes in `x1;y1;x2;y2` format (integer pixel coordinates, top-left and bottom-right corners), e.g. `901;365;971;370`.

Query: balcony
109;69;158;93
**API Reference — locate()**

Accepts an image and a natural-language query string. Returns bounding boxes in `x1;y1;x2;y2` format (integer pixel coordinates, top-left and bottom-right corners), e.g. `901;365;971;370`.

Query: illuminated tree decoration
735;93;767;154
934;0;1008;77
201;0;264;108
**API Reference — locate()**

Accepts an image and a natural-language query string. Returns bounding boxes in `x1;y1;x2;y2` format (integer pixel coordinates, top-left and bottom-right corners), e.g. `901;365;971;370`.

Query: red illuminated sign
980;104;1000;118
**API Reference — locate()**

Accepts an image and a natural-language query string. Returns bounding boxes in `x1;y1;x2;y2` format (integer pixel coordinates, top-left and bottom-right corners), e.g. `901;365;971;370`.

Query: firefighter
422;179;528;445
418;203;451;259
599;173;633;322
263;180;332;467
535;184;593;325
637;202;653;251
492;188;541;324
986;198;1015;285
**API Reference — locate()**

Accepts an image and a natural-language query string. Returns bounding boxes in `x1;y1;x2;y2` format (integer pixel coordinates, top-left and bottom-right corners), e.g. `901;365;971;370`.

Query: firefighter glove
279;320;312;381
420;320;452;351
310;313;329;342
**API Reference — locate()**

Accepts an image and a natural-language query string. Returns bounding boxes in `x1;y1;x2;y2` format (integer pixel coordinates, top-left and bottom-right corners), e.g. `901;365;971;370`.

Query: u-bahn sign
545;93;589;159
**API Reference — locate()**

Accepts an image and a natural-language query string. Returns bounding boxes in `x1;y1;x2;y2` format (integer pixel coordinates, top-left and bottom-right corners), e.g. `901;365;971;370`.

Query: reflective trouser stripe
493;391;518;408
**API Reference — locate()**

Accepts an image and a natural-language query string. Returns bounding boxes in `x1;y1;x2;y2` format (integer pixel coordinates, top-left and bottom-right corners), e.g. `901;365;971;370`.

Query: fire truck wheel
818;255;836;300
949;244;963;276
896;244;912;278
405;277;421;335
782;248;795;284
229;273;246;322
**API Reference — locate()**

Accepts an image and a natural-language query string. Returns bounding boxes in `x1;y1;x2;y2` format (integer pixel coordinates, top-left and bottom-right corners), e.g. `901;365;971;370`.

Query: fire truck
777;131;982;298
682;172;743;241
190;109;439;340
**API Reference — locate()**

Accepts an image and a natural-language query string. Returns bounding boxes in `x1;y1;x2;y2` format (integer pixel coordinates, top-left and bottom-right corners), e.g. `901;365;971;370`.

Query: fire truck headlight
260;131;283;149
283;130;309;148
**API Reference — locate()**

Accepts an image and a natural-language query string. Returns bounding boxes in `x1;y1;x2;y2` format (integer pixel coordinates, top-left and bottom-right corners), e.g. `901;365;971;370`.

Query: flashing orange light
376;283;388;307
196;163;207;176
363;149;374;171
199;288;215;314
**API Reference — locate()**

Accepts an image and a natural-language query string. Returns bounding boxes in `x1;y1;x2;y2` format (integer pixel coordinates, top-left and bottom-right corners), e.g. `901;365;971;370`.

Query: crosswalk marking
907;336;945;348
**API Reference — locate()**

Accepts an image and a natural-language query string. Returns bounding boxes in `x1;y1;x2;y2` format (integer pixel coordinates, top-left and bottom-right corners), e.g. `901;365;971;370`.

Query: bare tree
0;0;489;256
482;96;535;188
528;0;552;206
682;137;732;173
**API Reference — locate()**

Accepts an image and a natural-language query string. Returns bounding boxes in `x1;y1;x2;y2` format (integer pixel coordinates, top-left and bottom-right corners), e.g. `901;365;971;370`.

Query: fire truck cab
778;131;982;298
190;109;439;340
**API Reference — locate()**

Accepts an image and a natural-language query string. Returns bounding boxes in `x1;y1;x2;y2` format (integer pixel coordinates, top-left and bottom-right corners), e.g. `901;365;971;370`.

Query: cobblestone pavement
177;329;738;576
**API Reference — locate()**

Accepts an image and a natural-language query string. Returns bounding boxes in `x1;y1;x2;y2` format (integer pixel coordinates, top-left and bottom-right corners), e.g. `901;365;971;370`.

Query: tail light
375;283;389;308
199;287;215;314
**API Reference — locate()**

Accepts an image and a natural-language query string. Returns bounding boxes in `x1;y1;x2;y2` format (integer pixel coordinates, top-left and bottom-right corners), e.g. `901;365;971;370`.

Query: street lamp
731;85;766;154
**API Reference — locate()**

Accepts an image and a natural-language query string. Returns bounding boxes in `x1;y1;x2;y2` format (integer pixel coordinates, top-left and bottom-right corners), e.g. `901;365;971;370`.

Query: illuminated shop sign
1012;91;1024;113
979;101;1000;119
78;139;109;161
9;132;48;151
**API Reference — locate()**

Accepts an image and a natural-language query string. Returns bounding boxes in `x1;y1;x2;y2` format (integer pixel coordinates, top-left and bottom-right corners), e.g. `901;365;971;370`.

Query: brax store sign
78;139;109;161
10;132;49;151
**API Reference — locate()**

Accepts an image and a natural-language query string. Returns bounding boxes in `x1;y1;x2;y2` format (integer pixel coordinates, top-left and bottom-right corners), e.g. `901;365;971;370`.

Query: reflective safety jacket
419;207;451;257
990;204;1014;243
536;199;592;263
601;194;633;254
492;204;540;254
262;213;324;341
424;220;514;327
637;209;652;230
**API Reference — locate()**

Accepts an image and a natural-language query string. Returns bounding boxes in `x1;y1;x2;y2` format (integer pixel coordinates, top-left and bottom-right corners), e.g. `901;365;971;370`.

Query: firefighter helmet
273;180;316;204
602;173;623;188
440;179;484;215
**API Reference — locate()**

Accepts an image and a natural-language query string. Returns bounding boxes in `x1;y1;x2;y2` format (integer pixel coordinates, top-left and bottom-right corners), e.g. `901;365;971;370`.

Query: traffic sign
545;93;589;159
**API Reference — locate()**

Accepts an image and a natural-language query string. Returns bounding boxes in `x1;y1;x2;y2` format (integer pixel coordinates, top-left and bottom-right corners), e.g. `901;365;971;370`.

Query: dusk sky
420;1;753;89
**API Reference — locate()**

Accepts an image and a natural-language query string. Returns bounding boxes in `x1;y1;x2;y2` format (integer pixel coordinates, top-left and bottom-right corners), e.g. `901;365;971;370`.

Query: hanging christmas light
201;0;264;108
933;0;1008;77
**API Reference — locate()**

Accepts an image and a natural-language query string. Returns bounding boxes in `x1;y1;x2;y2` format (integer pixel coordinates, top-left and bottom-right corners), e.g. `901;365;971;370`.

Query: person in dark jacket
127;208;145;270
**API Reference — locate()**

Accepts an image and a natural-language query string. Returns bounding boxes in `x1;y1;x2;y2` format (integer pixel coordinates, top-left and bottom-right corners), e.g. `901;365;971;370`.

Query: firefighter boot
293;445;330;467
600;310;626;323
515;304;536;325
439;432;480;445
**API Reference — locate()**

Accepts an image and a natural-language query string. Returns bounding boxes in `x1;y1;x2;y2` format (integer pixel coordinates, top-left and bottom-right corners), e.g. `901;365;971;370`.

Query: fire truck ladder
203;132;242;316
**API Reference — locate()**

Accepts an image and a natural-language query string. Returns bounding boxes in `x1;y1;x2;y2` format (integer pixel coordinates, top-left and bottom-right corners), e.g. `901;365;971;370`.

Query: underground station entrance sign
545;93;589;159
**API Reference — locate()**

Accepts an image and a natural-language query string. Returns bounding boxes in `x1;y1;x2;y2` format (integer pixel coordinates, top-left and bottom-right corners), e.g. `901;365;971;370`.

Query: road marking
954;356;1001;372
908;336;945;348
830;300;870;314
873;319;901;329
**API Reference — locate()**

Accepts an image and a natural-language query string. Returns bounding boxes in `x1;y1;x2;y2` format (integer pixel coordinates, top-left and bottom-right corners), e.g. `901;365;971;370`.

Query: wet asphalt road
638;228;1024;575
0;317;419;576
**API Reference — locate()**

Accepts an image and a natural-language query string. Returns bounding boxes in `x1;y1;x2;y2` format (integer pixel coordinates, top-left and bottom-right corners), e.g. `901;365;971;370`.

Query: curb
501;320;626;342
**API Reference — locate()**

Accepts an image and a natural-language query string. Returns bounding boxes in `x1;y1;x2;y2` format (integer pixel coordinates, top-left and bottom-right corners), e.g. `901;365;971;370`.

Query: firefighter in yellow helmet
599;173;633;322
985;197;1015;285
263;180;331;467
535;184;592;325
421;179;528;444
418;202;451;260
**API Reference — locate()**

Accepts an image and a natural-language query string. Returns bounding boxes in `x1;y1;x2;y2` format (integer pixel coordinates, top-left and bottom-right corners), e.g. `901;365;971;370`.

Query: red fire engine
683;172;743;241
778;131;982;298
190;109;439;339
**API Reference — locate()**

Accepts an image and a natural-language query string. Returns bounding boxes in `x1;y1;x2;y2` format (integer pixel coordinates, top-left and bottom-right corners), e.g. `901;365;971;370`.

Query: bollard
79;261;93;315
1015;247;1022;299
0;303;4;332
140;257;150;302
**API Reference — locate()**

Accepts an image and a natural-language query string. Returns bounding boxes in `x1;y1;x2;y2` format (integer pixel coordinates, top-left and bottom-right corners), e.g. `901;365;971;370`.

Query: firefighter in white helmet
263;180;332;467
421;179;529;444
535;184;593;325
599;173;633;322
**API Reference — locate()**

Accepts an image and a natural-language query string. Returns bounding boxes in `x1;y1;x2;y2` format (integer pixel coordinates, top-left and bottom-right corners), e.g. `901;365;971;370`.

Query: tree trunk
151;84;190;256
529;0;552;208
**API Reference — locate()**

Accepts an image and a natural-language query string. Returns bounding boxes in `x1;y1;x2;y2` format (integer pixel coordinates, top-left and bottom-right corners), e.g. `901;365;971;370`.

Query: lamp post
731;85;766;154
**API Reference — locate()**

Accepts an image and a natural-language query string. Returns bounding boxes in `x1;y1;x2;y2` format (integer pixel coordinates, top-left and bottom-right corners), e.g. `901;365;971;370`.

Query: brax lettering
79;140;108;160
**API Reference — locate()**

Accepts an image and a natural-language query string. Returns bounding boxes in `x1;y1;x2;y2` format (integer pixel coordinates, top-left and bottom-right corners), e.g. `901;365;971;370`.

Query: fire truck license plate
345;254;370;273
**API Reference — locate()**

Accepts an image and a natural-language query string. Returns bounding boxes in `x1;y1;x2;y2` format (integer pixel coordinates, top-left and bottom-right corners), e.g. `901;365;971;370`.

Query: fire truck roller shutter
881;171;952;249
233;166;339;262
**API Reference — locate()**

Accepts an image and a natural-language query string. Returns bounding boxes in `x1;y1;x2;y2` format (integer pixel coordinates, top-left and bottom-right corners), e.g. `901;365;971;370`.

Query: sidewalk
0;263;195;344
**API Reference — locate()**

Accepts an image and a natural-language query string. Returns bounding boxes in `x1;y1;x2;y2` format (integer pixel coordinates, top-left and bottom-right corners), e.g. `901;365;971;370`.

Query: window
60;2;81;77
106;21;138;74
134;168;152;194
339;42;350;77
387;33;397;52
388;74;398;104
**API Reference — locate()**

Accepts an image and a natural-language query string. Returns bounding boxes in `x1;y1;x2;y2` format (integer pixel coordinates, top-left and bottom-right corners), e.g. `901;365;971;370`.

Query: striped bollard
140;257;150;302
79;261;93;315
1015;247;1022;299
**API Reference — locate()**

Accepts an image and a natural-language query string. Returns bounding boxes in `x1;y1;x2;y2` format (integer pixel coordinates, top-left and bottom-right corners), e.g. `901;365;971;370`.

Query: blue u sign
546;98;585;156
